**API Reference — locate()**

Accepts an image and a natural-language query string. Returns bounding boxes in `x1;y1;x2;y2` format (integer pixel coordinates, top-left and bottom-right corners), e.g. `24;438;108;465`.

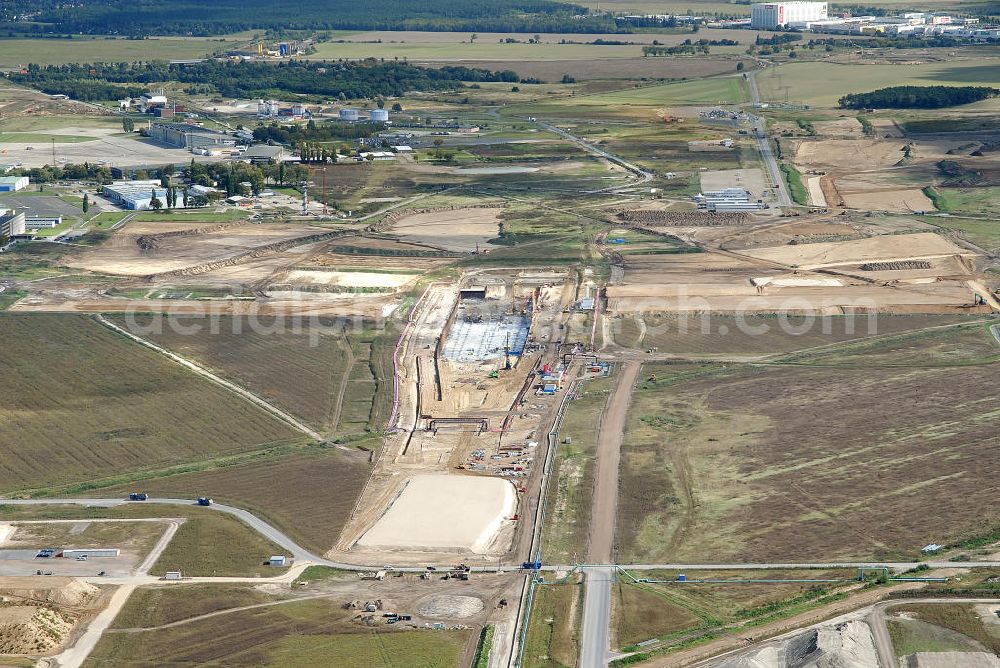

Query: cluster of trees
0;0;620;36
10;162;115;184
806;35;995;50
251;119;380;145
839;85;1000;109
755;33;802;45
10;60;522;102
184;160;310;195
643;38;738;56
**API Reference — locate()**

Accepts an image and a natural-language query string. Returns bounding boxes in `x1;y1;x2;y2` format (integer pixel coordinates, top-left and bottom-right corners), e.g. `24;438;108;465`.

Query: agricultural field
522;576;584;668
615;322;1000;564
110;315;391;438
87;597;471;667
0;314;302;495
756;59;1000;108
98;447;372;554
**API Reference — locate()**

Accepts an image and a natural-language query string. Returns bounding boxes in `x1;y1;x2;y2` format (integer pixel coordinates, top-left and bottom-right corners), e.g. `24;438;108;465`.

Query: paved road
580;567;615;668
533;120;653;192
746;72;792;208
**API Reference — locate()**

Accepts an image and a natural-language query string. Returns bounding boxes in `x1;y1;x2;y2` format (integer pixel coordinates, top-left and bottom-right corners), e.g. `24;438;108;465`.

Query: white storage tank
369;108;389;123
339;108;359;121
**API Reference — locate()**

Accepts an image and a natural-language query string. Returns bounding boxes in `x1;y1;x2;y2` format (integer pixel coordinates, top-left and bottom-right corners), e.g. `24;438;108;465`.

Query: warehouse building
751;2;827;28
149;122;236;151
102;180;171;210
0;176;29;192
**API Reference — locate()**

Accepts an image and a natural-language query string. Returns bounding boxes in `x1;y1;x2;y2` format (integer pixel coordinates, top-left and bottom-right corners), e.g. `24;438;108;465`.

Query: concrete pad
357;474;516;554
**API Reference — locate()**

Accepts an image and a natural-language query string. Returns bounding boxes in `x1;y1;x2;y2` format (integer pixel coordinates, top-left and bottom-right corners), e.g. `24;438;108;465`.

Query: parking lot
0;193;89;223
0;548;134;577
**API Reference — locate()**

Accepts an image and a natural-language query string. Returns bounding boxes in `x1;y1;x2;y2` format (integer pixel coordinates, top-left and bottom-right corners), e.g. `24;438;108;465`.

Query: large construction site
339;268;582;564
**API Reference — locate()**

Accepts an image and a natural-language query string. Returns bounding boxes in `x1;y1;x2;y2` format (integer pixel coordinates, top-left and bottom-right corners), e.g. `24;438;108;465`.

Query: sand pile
719;620;878;668
785;620;879;667
0;605;73;654
0;577;100;607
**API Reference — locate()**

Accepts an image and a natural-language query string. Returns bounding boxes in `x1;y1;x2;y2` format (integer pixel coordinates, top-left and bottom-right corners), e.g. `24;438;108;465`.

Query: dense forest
0;0;620;36
839;85;1000;109
9;60;522;101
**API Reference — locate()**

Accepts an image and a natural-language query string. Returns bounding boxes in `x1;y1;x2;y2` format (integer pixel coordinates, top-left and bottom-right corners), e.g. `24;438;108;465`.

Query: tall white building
751;2;828;28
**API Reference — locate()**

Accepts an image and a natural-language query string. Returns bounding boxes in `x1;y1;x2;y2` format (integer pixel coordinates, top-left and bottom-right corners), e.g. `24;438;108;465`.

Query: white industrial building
102;180;174;210
0;176;29;192
751;2;827;28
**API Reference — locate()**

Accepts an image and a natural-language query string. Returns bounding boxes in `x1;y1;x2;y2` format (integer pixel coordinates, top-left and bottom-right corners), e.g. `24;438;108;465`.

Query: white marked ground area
441;315;529;362
356;474;516;554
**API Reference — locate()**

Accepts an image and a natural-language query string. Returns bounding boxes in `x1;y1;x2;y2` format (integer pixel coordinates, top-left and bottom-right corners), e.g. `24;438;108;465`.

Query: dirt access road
587;360;641;564
580;361;641;668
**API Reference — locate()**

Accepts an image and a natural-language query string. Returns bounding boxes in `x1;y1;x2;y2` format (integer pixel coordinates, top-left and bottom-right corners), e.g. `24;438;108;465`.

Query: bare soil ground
605;238;984;314
63;223;329;276
737;233;972;269
0;577;104;656
386;208;502;252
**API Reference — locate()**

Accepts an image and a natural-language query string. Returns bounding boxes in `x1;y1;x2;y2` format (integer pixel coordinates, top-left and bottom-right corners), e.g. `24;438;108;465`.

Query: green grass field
149;510;289;577
756;59;1000;108
129;209;250;223
522;578;584;668
111;585;280;629
507;77;748;119
0;36;246;68
0;314;301;494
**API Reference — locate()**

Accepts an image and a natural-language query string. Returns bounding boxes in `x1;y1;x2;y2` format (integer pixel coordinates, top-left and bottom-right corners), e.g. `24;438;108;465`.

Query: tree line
643;38;738;56
9;59;523;102
839;85;1000;109
0;0;621;36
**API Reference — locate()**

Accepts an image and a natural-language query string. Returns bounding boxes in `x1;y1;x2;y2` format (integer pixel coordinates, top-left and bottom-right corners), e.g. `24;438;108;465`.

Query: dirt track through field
587;361;640;564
